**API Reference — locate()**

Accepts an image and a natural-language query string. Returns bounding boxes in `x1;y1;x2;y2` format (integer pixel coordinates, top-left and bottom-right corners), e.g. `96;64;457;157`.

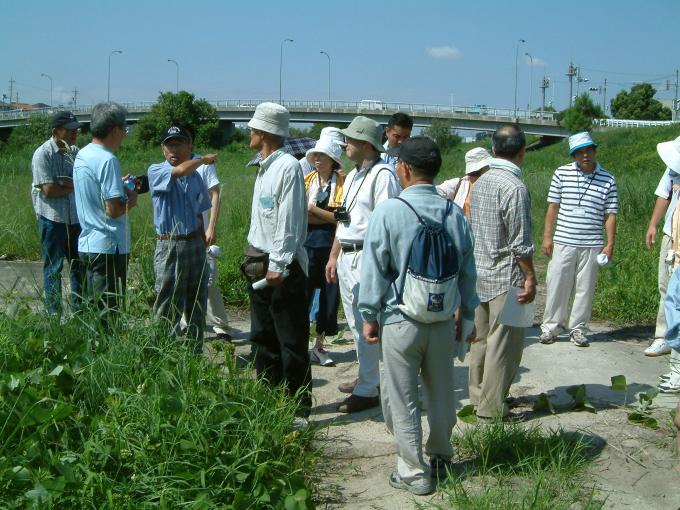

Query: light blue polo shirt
73;143;130;254
147;156;211;235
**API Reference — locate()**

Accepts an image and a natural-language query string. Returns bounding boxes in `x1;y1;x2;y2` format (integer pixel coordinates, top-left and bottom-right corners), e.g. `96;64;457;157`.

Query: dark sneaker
388;471;435;496
430;456;453;480
337;394;379;413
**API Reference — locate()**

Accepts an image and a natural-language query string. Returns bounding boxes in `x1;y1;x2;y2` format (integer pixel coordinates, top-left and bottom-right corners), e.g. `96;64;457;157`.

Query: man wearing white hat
325;115;401;413
644;135;680;358
540;132;619;347
436;147;492;218
244;102;312;418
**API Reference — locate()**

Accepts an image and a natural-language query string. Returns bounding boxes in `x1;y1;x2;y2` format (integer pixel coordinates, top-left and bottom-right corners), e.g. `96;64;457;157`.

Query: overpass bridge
0;99;568;137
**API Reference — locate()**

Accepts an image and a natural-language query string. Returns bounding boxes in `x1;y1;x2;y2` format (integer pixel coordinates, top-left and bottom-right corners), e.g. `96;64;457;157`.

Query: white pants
381;319;456;482
655;234;673;339
541;244;600;335
670;349;680;385
337;250;380;397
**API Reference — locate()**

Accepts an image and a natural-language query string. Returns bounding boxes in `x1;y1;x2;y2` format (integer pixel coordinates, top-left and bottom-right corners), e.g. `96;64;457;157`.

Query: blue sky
2;0;678;114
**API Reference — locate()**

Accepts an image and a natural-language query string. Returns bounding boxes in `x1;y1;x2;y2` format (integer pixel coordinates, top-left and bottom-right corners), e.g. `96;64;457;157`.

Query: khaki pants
469;292;525;418
655;234;673;339
541;243;600;335
381;319;456;482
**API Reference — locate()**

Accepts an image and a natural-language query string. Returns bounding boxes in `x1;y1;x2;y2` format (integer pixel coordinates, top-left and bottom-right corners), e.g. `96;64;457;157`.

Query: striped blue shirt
548;162;618;247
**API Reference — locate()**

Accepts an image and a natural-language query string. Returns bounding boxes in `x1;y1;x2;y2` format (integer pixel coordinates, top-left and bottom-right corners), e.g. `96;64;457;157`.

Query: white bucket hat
247;102;290;137
657;136;680;172
306;138;344;167
319;126;346;146
568;131;597;154
465;147;492;175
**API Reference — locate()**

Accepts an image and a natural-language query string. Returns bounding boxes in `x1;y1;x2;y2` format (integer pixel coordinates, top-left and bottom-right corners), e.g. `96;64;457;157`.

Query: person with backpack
358;136;478;495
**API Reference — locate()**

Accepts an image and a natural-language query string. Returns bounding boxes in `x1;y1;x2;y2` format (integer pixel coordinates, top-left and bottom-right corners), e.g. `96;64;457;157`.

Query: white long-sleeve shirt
247;150;308;274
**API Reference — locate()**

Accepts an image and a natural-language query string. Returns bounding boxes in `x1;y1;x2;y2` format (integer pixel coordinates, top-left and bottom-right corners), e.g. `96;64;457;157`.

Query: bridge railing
0;99;557;122
594;118;680;128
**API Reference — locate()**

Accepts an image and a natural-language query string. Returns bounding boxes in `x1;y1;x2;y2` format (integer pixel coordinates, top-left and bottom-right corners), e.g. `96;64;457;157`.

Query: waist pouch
240;245;269;283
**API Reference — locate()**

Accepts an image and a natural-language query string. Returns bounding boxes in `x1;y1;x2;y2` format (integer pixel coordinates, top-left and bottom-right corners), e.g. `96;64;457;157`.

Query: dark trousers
79;250;129;328
248;261;312;415
306;246;339;336
39;216;84;315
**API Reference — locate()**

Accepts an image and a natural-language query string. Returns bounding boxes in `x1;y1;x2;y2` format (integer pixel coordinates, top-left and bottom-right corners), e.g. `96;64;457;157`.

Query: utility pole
540;76;550;111
72;88;79;107
674;70;679;121
603;78;608;115
566;63;576;107
8;77;15;107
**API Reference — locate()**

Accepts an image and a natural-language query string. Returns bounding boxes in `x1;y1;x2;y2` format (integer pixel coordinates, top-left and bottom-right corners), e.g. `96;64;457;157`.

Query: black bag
240;245;269;283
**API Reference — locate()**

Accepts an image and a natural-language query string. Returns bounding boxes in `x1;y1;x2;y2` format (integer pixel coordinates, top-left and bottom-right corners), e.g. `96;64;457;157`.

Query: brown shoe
338;378;358;394
337;394;380;413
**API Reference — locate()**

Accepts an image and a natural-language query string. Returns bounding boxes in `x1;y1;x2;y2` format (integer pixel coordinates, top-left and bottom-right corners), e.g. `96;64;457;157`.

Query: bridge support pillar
219;120;234;145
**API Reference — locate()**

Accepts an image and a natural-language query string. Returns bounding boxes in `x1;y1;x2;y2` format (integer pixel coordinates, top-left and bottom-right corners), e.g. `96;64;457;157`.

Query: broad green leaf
49;365;64;377
610;375;627;392
628;411;658;429
9;374;20;390
25;483;49;503
457;404;477;423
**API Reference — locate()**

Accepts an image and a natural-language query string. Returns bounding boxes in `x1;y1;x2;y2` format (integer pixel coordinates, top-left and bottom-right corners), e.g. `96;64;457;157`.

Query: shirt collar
259;149;285;172
401;183;437;195
356;156;383;174
489;157;522;177
576;161;601;177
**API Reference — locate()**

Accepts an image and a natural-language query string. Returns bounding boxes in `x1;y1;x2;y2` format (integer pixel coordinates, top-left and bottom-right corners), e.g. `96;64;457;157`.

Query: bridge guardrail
594;118;680;128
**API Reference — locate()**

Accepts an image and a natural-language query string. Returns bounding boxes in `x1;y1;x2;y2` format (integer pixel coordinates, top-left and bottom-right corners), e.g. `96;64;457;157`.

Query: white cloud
427;46;462;60
526;56;546;67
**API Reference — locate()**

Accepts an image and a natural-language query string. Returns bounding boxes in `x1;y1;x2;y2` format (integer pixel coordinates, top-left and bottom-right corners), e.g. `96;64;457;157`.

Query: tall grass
0;302;318;508
1;124;679;320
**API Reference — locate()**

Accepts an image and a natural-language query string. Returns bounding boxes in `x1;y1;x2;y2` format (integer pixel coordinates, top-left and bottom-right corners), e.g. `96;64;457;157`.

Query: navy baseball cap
51;111;80;129
161;124;192;144
387;136;442;174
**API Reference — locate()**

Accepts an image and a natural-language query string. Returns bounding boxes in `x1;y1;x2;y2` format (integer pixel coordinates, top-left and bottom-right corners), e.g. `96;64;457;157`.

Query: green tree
3;114;51;152
556;94;605;132
134;91;223;148
423;119;461;151
610;83;672;120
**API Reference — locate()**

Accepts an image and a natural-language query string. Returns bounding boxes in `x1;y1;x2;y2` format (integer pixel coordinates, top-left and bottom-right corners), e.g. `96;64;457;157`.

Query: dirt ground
2;261;679;509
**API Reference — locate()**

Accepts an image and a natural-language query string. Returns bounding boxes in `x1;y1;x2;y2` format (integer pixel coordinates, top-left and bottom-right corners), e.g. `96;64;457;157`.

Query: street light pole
107;50;123;102
320;50;331;101
40;73;53;106
167;59;179;93
513;39;526;117
279;38;293;104
524;52;533;113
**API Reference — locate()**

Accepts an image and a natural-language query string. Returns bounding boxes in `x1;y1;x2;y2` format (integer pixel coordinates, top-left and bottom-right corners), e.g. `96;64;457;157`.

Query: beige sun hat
657;136;680;172
247;102;290;137
306;138;344;167
465;147;492;175
340;116;383;152
319;127;346;147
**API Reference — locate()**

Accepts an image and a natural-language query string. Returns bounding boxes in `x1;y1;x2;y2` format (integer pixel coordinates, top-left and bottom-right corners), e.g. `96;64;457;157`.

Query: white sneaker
570;329;589;347
659;372;671;382
539;329;556;344
644;338;671;357
658;381;680;393
309;347;335;367
292;417;309;430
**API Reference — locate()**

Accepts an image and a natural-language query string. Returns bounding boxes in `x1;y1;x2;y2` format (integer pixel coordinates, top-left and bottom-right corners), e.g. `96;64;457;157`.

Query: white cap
306;138;344;167
247;102;290;137
568;131;597;154
657;136;680;173
319;127;346;146
464;147;492;175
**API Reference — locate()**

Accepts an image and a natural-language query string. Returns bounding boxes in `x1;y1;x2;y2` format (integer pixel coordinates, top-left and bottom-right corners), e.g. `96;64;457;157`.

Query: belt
340;242;363;253
156;229;201;241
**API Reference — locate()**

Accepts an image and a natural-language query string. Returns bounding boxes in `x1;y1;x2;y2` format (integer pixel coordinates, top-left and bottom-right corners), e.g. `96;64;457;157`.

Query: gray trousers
469;292;525;418
381;318;456;482
153;236;208;351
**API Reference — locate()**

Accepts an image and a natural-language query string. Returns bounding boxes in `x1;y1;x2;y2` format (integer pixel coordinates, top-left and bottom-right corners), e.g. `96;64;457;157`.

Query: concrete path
2;261;679;509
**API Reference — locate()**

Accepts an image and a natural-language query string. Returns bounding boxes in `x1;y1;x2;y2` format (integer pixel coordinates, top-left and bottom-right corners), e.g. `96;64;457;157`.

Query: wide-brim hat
306;139;344;167
657;136;680;172
319;126;346;146
248;102;290;137
340;116;383;152
465;147;492;175
568;131;597;155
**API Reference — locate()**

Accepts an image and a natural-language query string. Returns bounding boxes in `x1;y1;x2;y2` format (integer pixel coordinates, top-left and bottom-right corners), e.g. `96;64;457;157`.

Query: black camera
334;206;350;223
123;175;150;194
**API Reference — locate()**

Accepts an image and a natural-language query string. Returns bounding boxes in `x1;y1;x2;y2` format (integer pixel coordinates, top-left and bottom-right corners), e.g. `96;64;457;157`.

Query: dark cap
161;124;192;144
51;111;80;129
387;136;442;174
